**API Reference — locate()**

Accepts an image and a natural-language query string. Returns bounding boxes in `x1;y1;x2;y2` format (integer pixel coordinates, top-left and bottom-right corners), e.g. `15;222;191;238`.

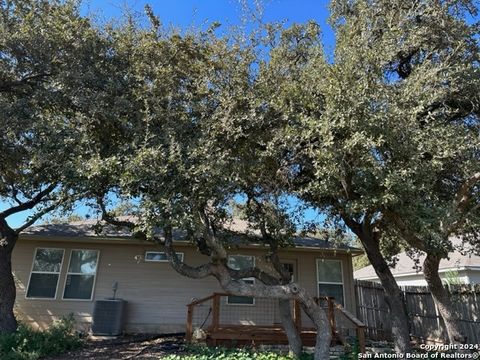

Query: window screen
26;248;64;299
227;255;255;305
317;259;344;305
145;251;184;262
63;250;99;300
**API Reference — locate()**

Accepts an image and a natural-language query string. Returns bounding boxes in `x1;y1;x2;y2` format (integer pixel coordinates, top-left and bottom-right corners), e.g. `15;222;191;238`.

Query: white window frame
226;255;256;306
62;249;100;301
25;247;65;300
316;259;345;306
144;251;184;263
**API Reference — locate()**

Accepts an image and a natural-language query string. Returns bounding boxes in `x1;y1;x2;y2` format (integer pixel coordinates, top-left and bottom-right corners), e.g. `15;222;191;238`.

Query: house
354;241;480;286
12;219;363;337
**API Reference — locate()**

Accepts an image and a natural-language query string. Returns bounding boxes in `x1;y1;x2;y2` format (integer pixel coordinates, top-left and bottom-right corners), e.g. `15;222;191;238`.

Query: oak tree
254;0;479;349
0;0;120;333
81;15;333;358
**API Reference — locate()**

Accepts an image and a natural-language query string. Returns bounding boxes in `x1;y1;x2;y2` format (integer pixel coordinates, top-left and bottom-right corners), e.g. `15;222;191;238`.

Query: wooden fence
354;280;480;344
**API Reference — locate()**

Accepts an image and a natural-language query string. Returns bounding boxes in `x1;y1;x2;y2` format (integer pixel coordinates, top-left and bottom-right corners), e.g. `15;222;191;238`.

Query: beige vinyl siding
13;238;356;333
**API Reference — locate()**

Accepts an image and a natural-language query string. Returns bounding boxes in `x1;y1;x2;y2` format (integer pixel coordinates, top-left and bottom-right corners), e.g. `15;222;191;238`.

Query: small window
145;251;184;262
26;248;64;299
227;255;255;305
63;250;99;300
317;259;344;306
282;262;295;281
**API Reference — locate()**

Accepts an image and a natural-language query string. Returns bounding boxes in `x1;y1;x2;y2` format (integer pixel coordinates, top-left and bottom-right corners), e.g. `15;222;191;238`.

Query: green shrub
162;345;314;360
0;314;83;360
339;338;361;360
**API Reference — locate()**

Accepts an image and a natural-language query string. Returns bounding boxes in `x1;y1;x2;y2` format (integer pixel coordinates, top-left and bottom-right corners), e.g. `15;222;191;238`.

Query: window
63;250;99;300
282;262;295;281
26;248;64;299
145;251;184;262
317;259;344;306
227;255;255;305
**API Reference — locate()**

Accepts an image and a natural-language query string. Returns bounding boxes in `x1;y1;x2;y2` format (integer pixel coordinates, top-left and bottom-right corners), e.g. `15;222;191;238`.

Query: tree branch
97;196;136;229
417;98;475;126
197;208;228;261
161;225;214;278
162;221;279;284
14;203;57;234
444;172;480;235
453;172;480;214
212;264;301;299
228;266;280;285
0;184;56;218
244;195;292;282
0;72;52;93
338;211;362;236
383;208;427;251
9;184;23;206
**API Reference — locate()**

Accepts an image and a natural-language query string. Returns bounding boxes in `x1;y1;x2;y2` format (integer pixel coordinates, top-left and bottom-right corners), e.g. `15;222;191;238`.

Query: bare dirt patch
42;334;185;360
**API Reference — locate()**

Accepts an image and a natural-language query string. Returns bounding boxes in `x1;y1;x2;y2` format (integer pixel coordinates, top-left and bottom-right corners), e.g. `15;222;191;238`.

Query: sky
83;0;333;32
83;0;336;49
1;0;333;229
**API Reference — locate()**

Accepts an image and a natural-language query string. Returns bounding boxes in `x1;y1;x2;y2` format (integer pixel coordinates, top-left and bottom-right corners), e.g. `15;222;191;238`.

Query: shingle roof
22;218;362;253
354;238;480;280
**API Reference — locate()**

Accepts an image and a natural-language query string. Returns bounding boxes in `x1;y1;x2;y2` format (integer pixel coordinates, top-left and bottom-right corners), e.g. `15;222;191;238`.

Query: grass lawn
162;344;360;360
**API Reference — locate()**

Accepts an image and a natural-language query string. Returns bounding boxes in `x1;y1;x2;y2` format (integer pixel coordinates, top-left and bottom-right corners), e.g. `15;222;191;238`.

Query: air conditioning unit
91;299;126;336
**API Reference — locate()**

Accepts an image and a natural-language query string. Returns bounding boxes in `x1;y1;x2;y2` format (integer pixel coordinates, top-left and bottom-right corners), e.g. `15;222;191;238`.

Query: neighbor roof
21;218;363;254
354;239;480;280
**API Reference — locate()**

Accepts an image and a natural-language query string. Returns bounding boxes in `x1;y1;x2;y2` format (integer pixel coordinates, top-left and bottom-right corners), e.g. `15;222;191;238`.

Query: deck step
206;326;340;347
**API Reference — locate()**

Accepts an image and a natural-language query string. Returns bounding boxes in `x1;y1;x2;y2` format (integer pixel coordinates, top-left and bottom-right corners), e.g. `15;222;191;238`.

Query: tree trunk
219;278;330;359
360;233;412;353
213;267;331;359
423;254;466;344
278;299;302;358
220;280;330;359
0;235;17;334
270;251;303;358
300;298;331;360
163;227;330;358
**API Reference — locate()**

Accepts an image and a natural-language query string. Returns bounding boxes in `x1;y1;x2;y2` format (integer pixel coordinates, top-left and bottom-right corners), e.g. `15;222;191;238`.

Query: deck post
357;326;366;353
294;299;302;330
327;297;336;338
212;293;220;331
186;304;194;342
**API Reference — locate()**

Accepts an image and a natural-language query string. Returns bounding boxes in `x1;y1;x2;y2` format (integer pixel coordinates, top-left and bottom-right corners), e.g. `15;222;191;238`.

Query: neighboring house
12;219;362;334
354;242;480;286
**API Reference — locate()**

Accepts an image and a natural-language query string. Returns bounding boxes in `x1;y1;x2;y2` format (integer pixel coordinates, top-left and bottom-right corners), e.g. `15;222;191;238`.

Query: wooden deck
207;325;319;346
186;293;366;352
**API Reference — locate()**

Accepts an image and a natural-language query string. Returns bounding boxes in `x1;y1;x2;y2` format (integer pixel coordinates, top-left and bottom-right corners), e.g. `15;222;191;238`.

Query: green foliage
0;0;122;227
42;213;85;225
340;338;361;360
0;0;123;333
111;200;140;217
68;0;479;352
352;254;370;271
443;269;464;287
162;346;314;360
161;344;363;360
0;315;82;360
254;0;480;257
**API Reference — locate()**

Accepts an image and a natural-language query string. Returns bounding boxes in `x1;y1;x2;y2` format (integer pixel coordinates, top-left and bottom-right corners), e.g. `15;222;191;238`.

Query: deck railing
317;296;366;352
186;292;366;352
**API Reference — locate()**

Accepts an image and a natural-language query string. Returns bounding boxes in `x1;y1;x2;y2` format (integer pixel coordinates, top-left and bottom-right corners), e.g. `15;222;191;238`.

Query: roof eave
19;234;362;254
355;265;480;280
